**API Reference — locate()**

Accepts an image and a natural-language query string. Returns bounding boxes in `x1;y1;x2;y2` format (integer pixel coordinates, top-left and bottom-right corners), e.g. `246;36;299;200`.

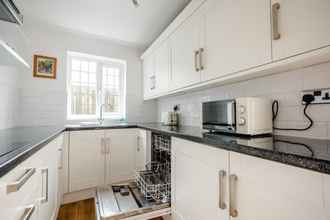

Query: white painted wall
158;62;330;139
0;65;20;129
19;24;157;126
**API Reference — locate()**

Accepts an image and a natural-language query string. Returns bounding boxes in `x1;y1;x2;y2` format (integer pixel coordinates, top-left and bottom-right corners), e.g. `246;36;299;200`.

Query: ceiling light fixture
132;0;140;8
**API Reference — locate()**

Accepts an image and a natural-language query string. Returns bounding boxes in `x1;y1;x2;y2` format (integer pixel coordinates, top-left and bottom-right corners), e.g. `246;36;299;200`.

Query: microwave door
203;100;236;131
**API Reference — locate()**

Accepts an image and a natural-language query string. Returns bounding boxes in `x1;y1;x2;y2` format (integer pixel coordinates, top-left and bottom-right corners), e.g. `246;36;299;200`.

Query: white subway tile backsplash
0;66;20;129
302;62;330;90
158;62;330;139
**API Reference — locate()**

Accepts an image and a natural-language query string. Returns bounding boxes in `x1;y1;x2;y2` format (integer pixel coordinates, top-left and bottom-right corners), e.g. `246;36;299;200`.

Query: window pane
81;72;89;83
102;67;121;113
72;60;80;70
70;59;97;116
72;71;80;82
89;62;96;73
81;61;89;72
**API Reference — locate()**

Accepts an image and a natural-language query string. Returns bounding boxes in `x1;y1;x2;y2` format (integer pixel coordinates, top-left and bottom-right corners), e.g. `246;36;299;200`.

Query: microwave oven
202;97;273;136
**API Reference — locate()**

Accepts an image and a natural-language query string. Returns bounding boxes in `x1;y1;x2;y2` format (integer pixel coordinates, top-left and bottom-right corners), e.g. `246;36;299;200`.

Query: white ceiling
15;0;191;49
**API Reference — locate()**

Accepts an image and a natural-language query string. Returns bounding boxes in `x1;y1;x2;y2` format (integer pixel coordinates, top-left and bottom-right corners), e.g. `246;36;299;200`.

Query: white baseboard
62;188;96;204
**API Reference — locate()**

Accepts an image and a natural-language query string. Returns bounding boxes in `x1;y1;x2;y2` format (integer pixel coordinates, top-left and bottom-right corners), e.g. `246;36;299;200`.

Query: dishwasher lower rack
135;162;171;203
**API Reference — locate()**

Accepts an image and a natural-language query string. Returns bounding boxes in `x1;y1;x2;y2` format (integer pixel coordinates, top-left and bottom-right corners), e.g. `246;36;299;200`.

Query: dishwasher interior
96;132;171;220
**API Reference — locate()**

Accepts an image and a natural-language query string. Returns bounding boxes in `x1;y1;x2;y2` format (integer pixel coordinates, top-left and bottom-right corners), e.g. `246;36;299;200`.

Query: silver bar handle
229;174;238;217
7;168;36;193
199;48;204;70
101;138;106;154
20;205;35;220
41;168;49;203
219;170;226;210
137;136;141;152
194;50;200;72
272;2;281;40
106;138;111;154
58;148;63;169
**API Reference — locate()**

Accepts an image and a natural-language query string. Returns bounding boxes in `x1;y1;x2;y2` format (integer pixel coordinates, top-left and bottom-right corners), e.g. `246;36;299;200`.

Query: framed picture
33;55;57;79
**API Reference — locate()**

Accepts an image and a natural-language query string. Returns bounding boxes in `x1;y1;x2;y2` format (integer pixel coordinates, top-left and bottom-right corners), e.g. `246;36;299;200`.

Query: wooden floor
57;199;163;220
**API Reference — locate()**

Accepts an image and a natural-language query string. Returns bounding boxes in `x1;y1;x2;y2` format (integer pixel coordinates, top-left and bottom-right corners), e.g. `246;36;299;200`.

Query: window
67;52;126;120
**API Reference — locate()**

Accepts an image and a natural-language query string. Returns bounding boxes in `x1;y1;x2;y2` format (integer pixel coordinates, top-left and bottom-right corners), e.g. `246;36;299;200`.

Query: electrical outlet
302;88;330;105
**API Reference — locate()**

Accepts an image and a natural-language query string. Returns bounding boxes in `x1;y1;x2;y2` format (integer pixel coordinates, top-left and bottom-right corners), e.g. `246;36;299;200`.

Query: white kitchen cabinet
105;129;138;184
0;135;62;220
170;8;203;90
154;40;170;94
135;129;147;172
38;137;61;220
0;159;41;220
143;53;156;99
201;0;271;81
324;174;330;220
69;130;105;192
171;138;230;220
229;152;325;220
272;0;330;60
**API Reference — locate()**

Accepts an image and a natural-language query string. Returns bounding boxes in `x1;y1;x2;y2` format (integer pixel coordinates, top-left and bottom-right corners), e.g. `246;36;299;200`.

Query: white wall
0;66;20;129
19;24;157;126
158;62;330;139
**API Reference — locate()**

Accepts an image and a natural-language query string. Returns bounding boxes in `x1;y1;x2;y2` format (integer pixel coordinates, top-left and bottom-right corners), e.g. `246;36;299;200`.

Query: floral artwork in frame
33;55;57;79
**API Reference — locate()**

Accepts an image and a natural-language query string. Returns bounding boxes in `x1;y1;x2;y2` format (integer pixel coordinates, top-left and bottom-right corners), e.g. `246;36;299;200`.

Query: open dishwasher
95;132;171;220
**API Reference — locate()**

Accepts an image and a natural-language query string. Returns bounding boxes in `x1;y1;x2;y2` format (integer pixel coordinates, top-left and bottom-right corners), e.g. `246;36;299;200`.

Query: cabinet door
230;152;325;220
272;0;330;60
136;129;147;172
0;154;42;220
38;138;61;220
69;130;105;192
143;53;156;99
154;40;170;95
105;129;138;184
324;174;330;220
171;138;230;220
170;9;203;90
202;0;271;81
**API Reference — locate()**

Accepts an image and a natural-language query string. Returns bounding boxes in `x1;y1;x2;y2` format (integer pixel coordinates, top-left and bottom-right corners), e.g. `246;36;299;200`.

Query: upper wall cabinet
142;0;330;100
272;0;330;60
0;20;31;68
143;52;156;99
170;8;203;90
143;41;170;99
154;40;170;94
201;0;272;81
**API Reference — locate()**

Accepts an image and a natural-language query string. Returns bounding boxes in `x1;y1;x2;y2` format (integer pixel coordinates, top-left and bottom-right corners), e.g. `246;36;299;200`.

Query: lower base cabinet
69;130;106;192
230;152;325;220
171;138;230;220
324;174;330;219
0;135;62;220
69;129;147;192
105;129;140;184
171;137;327;220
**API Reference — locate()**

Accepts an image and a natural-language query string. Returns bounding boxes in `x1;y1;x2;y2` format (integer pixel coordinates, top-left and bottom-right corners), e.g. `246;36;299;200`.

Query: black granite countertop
137;123;330;174
0;126;64;177
1;122;330;178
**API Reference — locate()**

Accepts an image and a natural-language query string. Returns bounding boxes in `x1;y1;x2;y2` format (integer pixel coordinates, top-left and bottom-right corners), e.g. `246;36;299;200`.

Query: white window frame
67;51;126;120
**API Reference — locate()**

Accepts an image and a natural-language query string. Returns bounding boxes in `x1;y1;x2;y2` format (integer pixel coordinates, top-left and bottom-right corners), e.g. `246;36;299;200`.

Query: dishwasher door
95;183;171;220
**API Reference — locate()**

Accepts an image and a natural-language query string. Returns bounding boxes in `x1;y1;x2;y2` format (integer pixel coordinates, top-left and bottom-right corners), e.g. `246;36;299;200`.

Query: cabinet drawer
0;152;44;219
